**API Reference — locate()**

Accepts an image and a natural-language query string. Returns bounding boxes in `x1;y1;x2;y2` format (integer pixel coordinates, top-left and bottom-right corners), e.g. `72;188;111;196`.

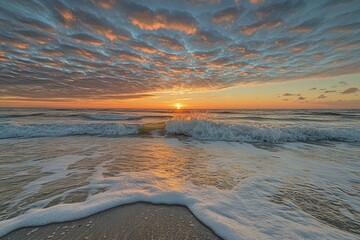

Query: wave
0;113;44;118
0;122;138;139
1;119;359;142
225;116;333;122
83;114;172;121
83;114;142;121
304;111;360;118
165;119;360;143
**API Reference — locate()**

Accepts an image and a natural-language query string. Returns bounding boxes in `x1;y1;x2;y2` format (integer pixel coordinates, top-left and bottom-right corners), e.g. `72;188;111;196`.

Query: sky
0;0;359;109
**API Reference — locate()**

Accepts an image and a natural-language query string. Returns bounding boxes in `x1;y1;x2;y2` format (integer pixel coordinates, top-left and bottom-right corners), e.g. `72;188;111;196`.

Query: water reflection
0;136;252;221
102;137;249;191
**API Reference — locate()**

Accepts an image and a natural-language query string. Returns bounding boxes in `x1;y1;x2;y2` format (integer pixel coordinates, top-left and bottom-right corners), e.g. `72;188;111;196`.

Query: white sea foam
0;122;138;139
166;119;360;143
0;137;358;240
83;113;141;120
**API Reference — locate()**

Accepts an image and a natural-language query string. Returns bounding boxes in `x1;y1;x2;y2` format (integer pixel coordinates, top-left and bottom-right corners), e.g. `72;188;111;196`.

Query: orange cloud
128;7;196;35
157;36;185;51
83;24;129;42
117;51;146;63
57;9;74;28
151;60;169;67
288;43;311;53
1;38;29;49
70;34;105;46
312;54;323;60
131;43;157;54
92;0;115;9
69;11;131;42
249;0;264;4
103;30;129;41
291;26;313;33
170;67;193;74
0;51;6;61
227;45;260;58
240;21;281;35
212;8;239;24
158;51;188;61
191;50;219;60
331;27;353;33
336;43;357;50
289;46;303;53
39;49;64;58
17;31;53;45
72;49;100;61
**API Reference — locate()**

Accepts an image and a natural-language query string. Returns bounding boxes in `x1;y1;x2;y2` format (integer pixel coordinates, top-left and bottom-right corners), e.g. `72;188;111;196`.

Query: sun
174;103;183;109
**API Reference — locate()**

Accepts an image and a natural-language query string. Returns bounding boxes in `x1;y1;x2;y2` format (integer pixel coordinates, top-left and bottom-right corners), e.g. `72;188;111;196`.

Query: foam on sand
2;202;220;240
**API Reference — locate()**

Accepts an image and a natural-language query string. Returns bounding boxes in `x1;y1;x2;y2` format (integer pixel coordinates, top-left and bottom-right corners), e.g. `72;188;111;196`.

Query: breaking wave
165;119;360;143
0;122;138;139
83;113;142;121
1;119;359;143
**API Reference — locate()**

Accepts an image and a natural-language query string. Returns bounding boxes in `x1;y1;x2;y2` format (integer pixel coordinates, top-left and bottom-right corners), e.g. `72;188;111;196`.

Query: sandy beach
1;202;221;240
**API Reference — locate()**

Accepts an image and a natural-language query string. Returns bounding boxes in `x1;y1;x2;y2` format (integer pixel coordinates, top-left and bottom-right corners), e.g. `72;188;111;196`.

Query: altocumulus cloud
0;0;360;100
340;88;359;95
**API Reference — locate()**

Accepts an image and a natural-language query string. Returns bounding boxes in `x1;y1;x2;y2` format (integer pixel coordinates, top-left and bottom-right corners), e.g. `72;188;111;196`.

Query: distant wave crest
165;119;360;143
0;122;138;139
83;114;141;120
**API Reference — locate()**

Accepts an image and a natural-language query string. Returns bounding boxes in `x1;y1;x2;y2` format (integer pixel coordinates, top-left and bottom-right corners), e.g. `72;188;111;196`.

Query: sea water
0;108;359;239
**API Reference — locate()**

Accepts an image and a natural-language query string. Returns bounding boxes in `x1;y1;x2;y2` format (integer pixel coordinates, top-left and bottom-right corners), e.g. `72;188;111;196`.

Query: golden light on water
174;103;183;109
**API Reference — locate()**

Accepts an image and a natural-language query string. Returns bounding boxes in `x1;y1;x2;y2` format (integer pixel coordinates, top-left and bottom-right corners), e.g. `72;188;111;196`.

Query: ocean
0;108;359;239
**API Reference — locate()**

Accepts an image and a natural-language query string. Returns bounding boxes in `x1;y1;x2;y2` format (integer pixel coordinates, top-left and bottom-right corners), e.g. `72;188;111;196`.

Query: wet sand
1;202;221;240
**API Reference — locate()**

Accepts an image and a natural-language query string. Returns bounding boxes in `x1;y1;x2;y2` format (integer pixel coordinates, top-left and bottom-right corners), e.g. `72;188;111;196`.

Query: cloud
141;34;185;51
240;21;282;36
131;42;158;54
56;8;75;28
330;23;360;33
127;3;197;35
297;96;306;101
339;81;347;85
191;49;220;60
212;7;239;23
249;0;264;4
256;0;306;20
92;0;116;9
227;45;260;58
288;43;310;53
0;0;359;101
318;94;326;99
283;93;301;97
76;10;132;41
70;33;105;46
186;0;221;5
1;36;30;49
17;30;53;45
191;30;228;47
290;18;321;33
340;87;359;94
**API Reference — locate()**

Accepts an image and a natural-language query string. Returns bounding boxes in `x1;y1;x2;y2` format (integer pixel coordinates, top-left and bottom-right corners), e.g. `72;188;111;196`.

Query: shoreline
1;202;221;240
